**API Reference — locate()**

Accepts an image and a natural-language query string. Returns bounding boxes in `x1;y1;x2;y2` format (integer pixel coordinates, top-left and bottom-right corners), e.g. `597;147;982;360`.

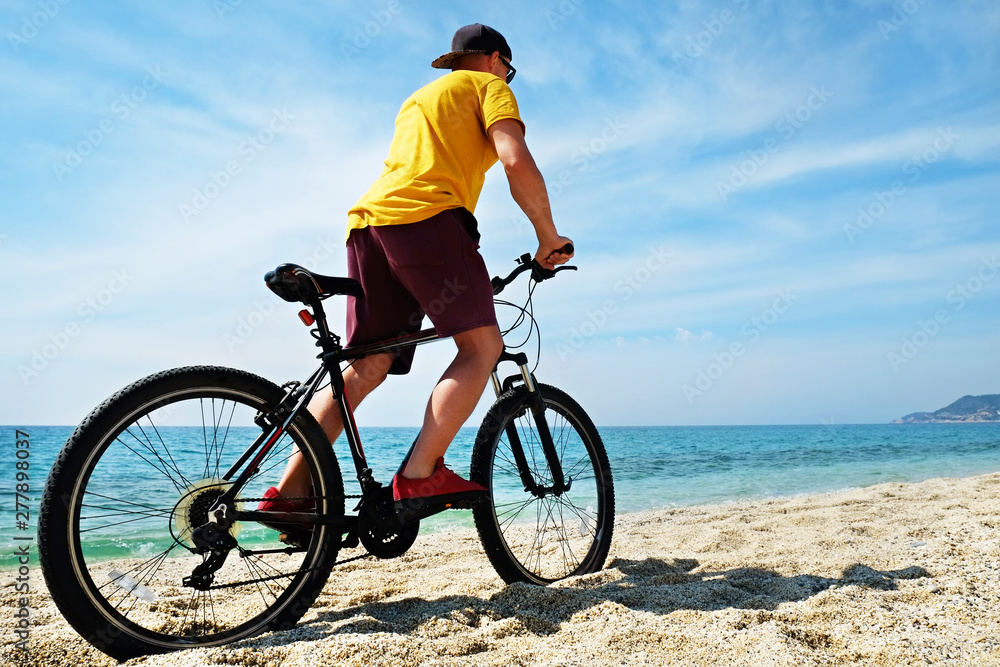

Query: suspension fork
491;351;567;497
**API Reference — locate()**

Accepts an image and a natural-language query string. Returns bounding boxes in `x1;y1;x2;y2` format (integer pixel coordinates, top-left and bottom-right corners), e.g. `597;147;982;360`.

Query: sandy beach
5;472;1000;666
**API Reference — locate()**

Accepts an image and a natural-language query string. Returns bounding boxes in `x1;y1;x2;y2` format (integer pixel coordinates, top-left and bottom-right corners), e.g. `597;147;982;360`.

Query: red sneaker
256;486;314;514
392;458;488;512
256;487;314;541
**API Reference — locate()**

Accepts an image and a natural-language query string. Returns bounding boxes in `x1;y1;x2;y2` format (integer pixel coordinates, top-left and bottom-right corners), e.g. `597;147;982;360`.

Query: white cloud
674;327;714;344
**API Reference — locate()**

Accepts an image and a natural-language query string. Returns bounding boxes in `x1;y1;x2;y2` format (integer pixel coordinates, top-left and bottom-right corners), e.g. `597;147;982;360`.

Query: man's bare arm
488;118;573;269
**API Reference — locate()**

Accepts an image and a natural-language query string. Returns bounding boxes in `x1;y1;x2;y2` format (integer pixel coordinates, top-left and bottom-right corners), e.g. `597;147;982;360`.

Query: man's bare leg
400;325;503;480
275;353;393;497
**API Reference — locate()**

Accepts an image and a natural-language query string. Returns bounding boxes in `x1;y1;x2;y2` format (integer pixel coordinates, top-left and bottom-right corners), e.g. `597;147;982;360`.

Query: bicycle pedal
341;531;360;549
393;497;486;525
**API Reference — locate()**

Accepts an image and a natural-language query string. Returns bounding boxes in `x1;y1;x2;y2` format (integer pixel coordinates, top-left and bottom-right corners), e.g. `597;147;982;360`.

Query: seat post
307;299;341;355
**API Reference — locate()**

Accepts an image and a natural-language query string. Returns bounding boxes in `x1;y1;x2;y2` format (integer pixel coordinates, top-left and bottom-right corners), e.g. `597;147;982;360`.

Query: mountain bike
37;247;614;660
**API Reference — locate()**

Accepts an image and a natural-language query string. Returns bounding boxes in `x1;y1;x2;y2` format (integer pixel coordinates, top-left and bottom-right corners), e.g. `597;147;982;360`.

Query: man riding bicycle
261;23;573;516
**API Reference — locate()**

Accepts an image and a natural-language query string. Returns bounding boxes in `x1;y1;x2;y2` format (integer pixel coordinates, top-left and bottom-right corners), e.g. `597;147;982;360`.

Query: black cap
431;23;511;69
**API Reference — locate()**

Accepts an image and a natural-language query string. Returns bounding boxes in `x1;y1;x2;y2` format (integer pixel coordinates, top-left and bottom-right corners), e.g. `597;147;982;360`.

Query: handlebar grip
491;245;576;294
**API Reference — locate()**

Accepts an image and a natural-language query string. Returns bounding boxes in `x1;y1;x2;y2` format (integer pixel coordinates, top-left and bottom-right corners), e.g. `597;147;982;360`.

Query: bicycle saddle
265;263;364;303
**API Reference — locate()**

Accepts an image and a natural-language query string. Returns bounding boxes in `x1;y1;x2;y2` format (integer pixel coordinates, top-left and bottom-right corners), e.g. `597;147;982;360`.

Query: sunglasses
498;55;516;84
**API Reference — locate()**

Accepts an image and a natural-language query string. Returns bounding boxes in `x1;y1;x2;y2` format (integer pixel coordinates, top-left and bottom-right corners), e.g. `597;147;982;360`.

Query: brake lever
529;260;553;282
530;261;578;282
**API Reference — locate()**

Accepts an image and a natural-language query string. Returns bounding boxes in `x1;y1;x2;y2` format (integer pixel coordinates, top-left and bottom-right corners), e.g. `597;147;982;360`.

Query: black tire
471;383;614;584
37;366;343;660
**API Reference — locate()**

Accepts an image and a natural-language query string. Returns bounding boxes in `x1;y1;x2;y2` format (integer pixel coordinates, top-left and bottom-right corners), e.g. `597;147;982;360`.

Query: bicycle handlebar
491;243;576;295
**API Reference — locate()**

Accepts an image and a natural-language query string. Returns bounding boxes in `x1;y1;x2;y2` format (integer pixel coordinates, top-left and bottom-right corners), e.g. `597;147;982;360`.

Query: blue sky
2;0;998;427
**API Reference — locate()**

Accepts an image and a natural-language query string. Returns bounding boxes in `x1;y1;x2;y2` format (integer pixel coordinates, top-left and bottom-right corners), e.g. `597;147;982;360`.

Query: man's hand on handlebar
536;237;575;270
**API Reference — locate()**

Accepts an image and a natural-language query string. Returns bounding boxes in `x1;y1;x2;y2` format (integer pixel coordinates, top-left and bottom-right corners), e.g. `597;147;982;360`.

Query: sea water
3;423;999;569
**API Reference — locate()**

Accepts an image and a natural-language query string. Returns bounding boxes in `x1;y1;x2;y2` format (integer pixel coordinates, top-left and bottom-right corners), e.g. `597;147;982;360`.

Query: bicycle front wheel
38;366;344;660
471;383;614;584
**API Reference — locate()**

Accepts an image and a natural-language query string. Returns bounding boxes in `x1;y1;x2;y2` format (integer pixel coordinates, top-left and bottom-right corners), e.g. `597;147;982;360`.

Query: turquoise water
3;423;1000;569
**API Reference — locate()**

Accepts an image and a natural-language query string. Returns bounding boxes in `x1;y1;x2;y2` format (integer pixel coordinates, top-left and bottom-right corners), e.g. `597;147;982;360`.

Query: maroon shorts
346;208;498;374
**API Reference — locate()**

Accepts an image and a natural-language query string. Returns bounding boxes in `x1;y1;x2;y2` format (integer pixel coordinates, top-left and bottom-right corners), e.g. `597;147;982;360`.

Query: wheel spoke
82;492;172;515
250;437;300;481
202;397;240;480
79;511;171;534
494;497;537;530
554;499;579;574
142;417;195;490
117;425;190;493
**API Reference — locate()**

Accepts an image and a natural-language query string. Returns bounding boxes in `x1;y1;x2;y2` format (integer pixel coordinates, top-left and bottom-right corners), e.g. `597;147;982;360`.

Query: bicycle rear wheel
38;366;343;660
471;383;614;584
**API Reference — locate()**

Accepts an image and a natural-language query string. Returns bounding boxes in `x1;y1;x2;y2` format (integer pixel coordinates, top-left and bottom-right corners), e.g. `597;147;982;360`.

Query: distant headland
893;394;1000;423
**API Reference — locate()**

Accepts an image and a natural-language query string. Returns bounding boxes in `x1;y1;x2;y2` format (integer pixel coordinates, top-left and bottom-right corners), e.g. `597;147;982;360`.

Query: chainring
357;487;419;559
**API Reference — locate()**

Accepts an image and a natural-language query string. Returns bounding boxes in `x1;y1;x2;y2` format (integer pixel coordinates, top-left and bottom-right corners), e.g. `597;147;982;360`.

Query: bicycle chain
207;550;374;590
239;494;363;503
200;493;370;590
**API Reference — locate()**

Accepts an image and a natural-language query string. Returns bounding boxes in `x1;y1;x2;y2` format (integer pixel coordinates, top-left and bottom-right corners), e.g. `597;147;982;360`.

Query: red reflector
298;310;315;326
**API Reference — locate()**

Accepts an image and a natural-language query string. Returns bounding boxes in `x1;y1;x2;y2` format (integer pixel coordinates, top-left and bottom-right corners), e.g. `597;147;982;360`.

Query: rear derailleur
184;504;238;590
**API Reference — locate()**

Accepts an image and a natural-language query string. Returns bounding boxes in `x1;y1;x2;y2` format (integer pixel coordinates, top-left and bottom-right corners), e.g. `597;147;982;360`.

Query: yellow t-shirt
347;70;523;235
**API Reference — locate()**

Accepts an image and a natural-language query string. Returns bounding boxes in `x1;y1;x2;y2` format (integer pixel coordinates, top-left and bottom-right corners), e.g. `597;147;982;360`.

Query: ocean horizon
4;422;1000;569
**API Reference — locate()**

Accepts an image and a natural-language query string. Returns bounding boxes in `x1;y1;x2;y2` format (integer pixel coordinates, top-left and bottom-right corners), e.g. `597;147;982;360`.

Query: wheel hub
171;479;243;548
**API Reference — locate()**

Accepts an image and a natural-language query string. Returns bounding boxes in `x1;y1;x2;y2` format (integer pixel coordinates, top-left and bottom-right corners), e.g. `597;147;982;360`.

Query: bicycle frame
211;262;570;535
